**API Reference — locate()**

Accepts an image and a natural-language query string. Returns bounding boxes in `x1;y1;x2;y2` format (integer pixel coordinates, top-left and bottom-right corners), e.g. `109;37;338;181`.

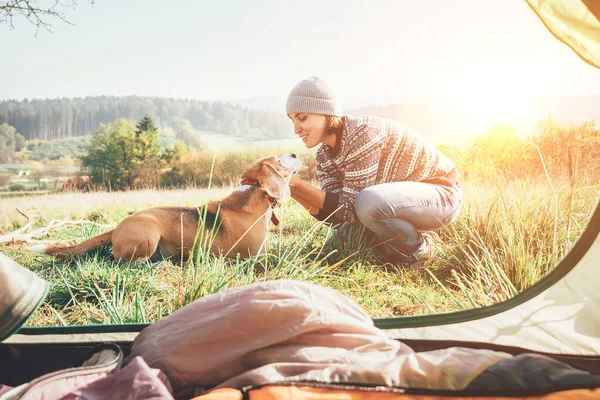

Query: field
1;177;597;327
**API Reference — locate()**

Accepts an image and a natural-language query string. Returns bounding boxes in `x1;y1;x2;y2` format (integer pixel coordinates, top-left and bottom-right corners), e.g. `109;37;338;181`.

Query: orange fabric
249;386;600;399
191;388;242;400
192;385;600;400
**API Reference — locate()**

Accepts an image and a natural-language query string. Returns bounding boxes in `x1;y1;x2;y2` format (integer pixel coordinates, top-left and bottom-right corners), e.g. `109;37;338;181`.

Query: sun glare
437;55;554;132
451;92;535;129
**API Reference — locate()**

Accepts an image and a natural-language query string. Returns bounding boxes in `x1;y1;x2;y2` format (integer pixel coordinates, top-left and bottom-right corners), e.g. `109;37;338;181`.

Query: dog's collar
240;178;280;226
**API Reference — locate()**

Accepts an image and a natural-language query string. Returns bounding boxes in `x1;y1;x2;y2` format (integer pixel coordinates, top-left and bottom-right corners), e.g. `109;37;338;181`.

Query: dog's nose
290;154;297;158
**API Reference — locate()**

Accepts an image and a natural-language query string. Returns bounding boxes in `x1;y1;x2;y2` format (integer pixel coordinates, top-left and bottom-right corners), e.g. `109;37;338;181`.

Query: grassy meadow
1;173;597;327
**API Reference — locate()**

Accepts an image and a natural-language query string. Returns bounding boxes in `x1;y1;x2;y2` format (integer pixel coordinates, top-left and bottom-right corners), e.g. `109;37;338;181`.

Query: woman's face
288;113;331;149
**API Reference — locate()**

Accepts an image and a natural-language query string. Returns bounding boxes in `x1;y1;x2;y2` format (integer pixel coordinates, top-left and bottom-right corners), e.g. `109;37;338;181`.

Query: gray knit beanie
286;76;343;116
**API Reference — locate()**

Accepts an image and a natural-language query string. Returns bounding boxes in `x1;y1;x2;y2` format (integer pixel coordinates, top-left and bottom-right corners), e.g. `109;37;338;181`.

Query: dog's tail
28;230;114;258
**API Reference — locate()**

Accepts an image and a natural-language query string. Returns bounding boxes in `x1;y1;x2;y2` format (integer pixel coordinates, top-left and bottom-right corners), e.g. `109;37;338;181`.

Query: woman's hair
325;115;344;136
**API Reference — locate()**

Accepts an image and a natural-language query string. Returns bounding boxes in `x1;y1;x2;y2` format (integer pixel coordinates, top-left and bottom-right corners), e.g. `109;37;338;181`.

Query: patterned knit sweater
315;114;459;226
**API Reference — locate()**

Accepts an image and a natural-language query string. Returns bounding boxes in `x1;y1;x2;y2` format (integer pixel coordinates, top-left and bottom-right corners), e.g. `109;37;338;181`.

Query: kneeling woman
286;76;462;267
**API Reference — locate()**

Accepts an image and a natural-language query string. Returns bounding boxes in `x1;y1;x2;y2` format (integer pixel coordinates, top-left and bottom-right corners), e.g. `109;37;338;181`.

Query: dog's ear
257;164;290;200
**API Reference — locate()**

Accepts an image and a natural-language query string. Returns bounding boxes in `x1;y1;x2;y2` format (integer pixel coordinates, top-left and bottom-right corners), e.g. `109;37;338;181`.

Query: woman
286;76;462;268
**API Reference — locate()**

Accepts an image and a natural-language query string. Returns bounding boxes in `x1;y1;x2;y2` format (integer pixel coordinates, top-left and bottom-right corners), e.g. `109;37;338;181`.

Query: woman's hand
288;175;326;216
288;174;301;190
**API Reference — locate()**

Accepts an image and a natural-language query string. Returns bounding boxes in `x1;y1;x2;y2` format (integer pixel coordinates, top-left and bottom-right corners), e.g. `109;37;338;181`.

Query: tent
382;0;600;366
1;0;599;397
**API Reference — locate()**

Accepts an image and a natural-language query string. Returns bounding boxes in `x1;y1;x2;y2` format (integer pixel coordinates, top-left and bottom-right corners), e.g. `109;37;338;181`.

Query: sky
2;0;600;111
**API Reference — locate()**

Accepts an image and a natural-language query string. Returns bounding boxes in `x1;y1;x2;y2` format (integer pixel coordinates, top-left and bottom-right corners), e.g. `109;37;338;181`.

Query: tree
135;114;158;137
534;116;600;184
131;155;162;188
81;116;165;190
134;115;160;157
28;160;44;188
46;156;77;188
159;141;193;187
1;0;96;34
0;122;25;163
162;141;191;164
81;119;137;189
172;116;207;151
131;115;161;188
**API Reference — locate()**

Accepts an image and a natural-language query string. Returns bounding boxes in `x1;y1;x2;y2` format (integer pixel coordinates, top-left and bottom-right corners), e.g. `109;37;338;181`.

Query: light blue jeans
352;181;462;262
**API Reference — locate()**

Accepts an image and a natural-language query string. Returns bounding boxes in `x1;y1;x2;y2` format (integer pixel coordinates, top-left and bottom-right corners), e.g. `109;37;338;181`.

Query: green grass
0;178;597;327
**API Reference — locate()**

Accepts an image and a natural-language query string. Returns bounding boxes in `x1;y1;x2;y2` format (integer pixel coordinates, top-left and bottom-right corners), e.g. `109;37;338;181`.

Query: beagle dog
28;154;302;263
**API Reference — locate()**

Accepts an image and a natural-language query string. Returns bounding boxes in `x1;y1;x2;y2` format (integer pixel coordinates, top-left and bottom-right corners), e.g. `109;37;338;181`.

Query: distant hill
228;94;600;145
224;95;420;113
1;94;598;147
0;96;290;143
223;96;285;113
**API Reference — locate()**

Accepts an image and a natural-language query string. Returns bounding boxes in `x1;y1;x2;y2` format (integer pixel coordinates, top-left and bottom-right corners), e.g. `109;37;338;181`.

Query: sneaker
375;231;440;269
323;221;353;248
323;222;377;251
403;231;440;269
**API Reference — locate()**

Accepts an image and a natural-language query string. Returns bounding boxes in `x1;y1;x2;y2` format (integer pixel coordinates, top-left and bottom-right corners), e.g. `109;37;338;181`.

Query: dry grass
0;178;597;326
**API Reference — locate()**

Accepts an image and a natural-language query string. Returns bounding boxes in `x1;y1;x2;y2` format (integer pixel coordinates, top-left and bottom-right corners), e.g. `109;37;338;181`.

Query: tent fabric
384;220;600;355
525;0;600;68
0;253;48;343
3;331;139;344
0;0;599;381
